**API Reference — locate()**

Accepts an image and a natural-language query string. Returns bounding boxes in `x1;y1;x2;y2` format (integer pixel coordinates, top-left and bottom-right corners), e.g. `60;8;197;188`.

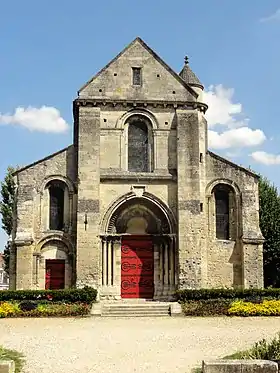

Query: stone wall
11;146;76;290
206;152;264;288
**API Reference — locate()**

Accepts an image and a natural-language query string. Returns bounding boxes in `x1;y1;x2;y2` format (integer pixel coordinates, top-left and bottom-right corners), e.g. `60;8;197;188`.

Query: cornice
74;98;208;114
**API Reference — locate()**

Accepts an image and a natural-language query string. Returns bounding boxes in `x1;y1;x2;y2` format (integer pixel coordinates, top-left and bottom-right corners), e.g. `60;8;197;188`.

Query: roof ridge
78;37;198;98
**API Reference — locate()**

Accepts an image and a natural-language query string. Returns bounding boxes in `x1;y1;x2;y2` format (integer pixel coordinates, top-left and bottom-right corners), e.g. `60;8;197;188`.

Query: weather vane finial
184;56;189;65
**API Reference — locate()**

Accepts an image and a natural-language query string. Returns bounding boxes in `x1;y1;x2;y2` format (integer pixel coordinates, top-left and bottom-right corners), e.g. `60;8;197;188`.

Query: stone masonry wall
206;152;264;288
11;146;76;289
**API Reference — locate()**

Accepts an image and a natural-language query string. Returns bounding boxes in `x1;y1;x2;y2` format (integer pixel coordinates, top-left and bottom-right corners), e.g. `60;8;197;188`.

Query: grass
0;346;25;373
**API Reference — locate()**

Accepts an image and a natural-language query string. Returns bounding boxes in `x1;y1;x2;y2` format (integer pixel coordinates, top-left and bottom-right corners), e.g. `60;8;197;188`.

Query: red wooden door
45;260;65;290
121;238;154;299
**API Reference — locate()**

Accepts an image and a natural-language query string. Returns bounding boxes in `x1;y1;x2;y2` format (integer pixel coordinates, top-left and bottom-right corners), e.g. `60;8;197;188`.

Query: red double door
45;260;65;290
121;237;154;299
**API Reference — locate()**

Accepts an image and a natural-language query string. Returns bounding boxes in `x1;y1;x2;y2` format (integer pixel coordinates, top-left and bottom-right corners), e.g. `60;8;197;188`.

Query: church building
10;37;264;299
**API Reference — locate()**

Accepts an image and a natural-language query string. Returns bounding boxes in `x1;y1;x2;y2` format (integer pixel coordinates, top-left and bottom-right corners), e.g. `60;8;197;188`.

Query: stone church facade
10;37;264;299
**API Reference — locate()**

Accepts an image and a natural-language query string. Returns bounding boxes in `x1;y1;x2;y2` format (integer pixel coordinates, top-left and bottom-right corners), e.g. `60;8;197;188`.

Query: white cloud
208;128;266;150
204;84;246;129
250;151;280;165
204;84;266;150
260;8;280;22
0;106;69;133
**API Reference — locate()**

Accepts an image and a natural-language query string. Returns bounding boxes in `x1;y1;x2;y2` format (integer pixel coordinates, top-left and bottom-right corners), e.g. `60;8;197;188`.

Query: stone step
102;312;170;318
101;302;171;317
102;305;170;309
91;301;182;317
102;307;170;312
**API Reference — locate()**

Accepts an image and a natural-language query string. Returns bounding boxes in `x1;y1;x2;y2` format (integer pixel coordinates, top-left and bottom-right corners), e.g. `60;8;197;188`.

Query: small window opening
200;203;203;212
132;67;141;86
172;91;176;94
103;119;107;122
114;73;117;76
215;189;230;240
49;182;65;231
200;153;203;163
99;89;102;92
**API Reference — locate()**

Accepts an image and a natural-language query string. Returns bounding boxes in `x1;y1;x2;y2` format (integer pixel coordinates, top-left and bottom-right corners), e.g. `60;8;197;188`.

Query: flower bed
0;300;91;318
228;299;280;316
0;287;96;318
176;288;280;316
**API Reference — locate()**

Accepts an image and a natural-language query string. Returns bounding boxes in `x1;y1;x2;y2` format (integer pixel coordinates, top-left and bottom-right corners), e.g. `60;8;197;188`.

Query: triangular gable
78;37;198;98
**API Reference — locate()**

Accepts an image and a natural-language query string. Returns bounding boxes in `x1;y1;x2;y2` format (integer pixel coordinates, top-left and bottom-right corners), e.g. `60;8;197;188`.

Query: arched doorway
37;239;72;290
101;193;177;300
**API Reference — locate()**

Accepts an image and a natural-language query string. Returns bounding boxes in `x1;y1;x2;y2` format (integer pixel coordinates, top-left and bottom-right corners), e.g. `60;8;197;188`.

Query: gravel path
1;316;280;373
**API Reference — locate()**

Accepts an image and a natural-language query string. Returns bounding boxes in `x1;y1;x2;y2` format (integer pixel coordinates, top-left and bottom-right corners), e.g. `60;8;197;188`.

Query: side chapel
10;37;264;299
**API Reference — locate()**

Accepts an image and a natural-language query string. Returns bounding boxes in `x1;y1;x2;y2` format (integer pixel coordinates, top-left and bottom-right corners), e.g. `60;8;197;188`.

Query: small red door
45;260;65;290
121;237;154;299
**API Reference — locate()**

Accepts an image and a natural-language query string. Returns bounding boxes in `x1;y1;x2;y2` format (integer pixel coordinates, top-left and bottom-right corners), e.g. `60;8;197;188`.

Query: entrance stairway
95;300;181;317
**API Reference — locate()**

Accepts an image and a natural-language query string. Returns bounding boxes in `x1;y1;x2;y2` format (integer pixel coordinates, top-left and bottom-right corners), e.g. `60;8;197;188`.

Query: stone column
113;238;121;300
76;106;101;289
169;238;175;292
176;110;203;289
100;237;121;300
163;241;169;295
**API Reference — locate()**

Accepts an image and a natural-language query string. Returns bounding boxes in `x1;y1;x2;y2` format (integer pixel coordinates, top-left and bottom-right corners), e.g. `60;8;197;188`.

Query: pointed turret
179;56;203;88
179;56;204;104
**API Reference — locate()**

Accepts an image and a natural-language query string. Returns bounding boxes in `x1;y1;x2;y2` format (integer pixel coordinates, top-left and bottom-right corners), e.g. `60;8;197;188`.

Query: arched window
128;119;150;172
213;184;236;240
47;181;65;231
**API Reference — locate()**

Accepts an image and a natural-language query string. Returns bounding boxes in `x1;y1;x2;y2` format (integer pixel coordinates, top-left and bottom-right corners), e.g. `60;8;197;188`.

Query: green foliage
0;286;97;304
0;166;16;275
0;345;25;373
183;299;231;316
259;176;280;287
224;333;280;360
175;287;280;302
18;300;38;312
0;301;90;318
0;166;16;236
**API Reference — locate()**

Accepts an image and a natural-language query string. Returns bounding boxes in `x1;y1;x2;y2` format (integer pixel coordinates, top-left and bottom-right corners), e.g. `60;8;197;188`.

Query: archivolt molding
100;191;176;234
115;108;159;130
35;232;73;254
38;175;75;195
206;178;241;198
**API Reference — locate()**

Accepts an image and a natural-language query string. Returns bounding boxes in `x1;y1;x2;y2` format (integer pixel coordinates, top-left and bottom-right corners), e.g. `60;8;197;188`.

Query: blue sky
1;0;280;250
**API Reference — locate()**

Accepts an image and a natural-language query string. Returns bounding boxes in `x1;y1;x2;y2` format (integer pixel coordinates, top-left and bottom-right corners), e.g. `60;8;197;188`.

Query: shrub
0;286;97;304
27;302;90;317
175;288;280;302
224;333;280;360
228;299;280;316
18;300;38;312
0;301;90;318
0;346;25;373
183;299;232;316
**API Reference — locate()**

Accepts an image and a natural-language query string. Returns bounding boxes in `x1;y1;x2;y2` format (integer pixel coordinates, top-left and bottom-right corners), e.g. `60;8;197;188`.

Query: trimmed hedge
183;299;232;316
0;286;97;304
175;288;280;302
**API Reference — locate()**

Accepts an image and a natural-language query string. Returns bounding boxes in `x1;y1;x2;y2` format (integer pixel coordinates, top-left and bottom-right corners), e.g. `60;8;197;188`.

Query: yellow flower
228;300;280;316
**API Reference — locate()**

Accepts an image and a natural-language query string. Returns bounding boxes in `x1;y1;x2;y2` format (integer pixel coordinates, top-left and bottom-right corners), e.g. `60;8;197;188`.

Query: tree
0;166;16;274
259;176;280;287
